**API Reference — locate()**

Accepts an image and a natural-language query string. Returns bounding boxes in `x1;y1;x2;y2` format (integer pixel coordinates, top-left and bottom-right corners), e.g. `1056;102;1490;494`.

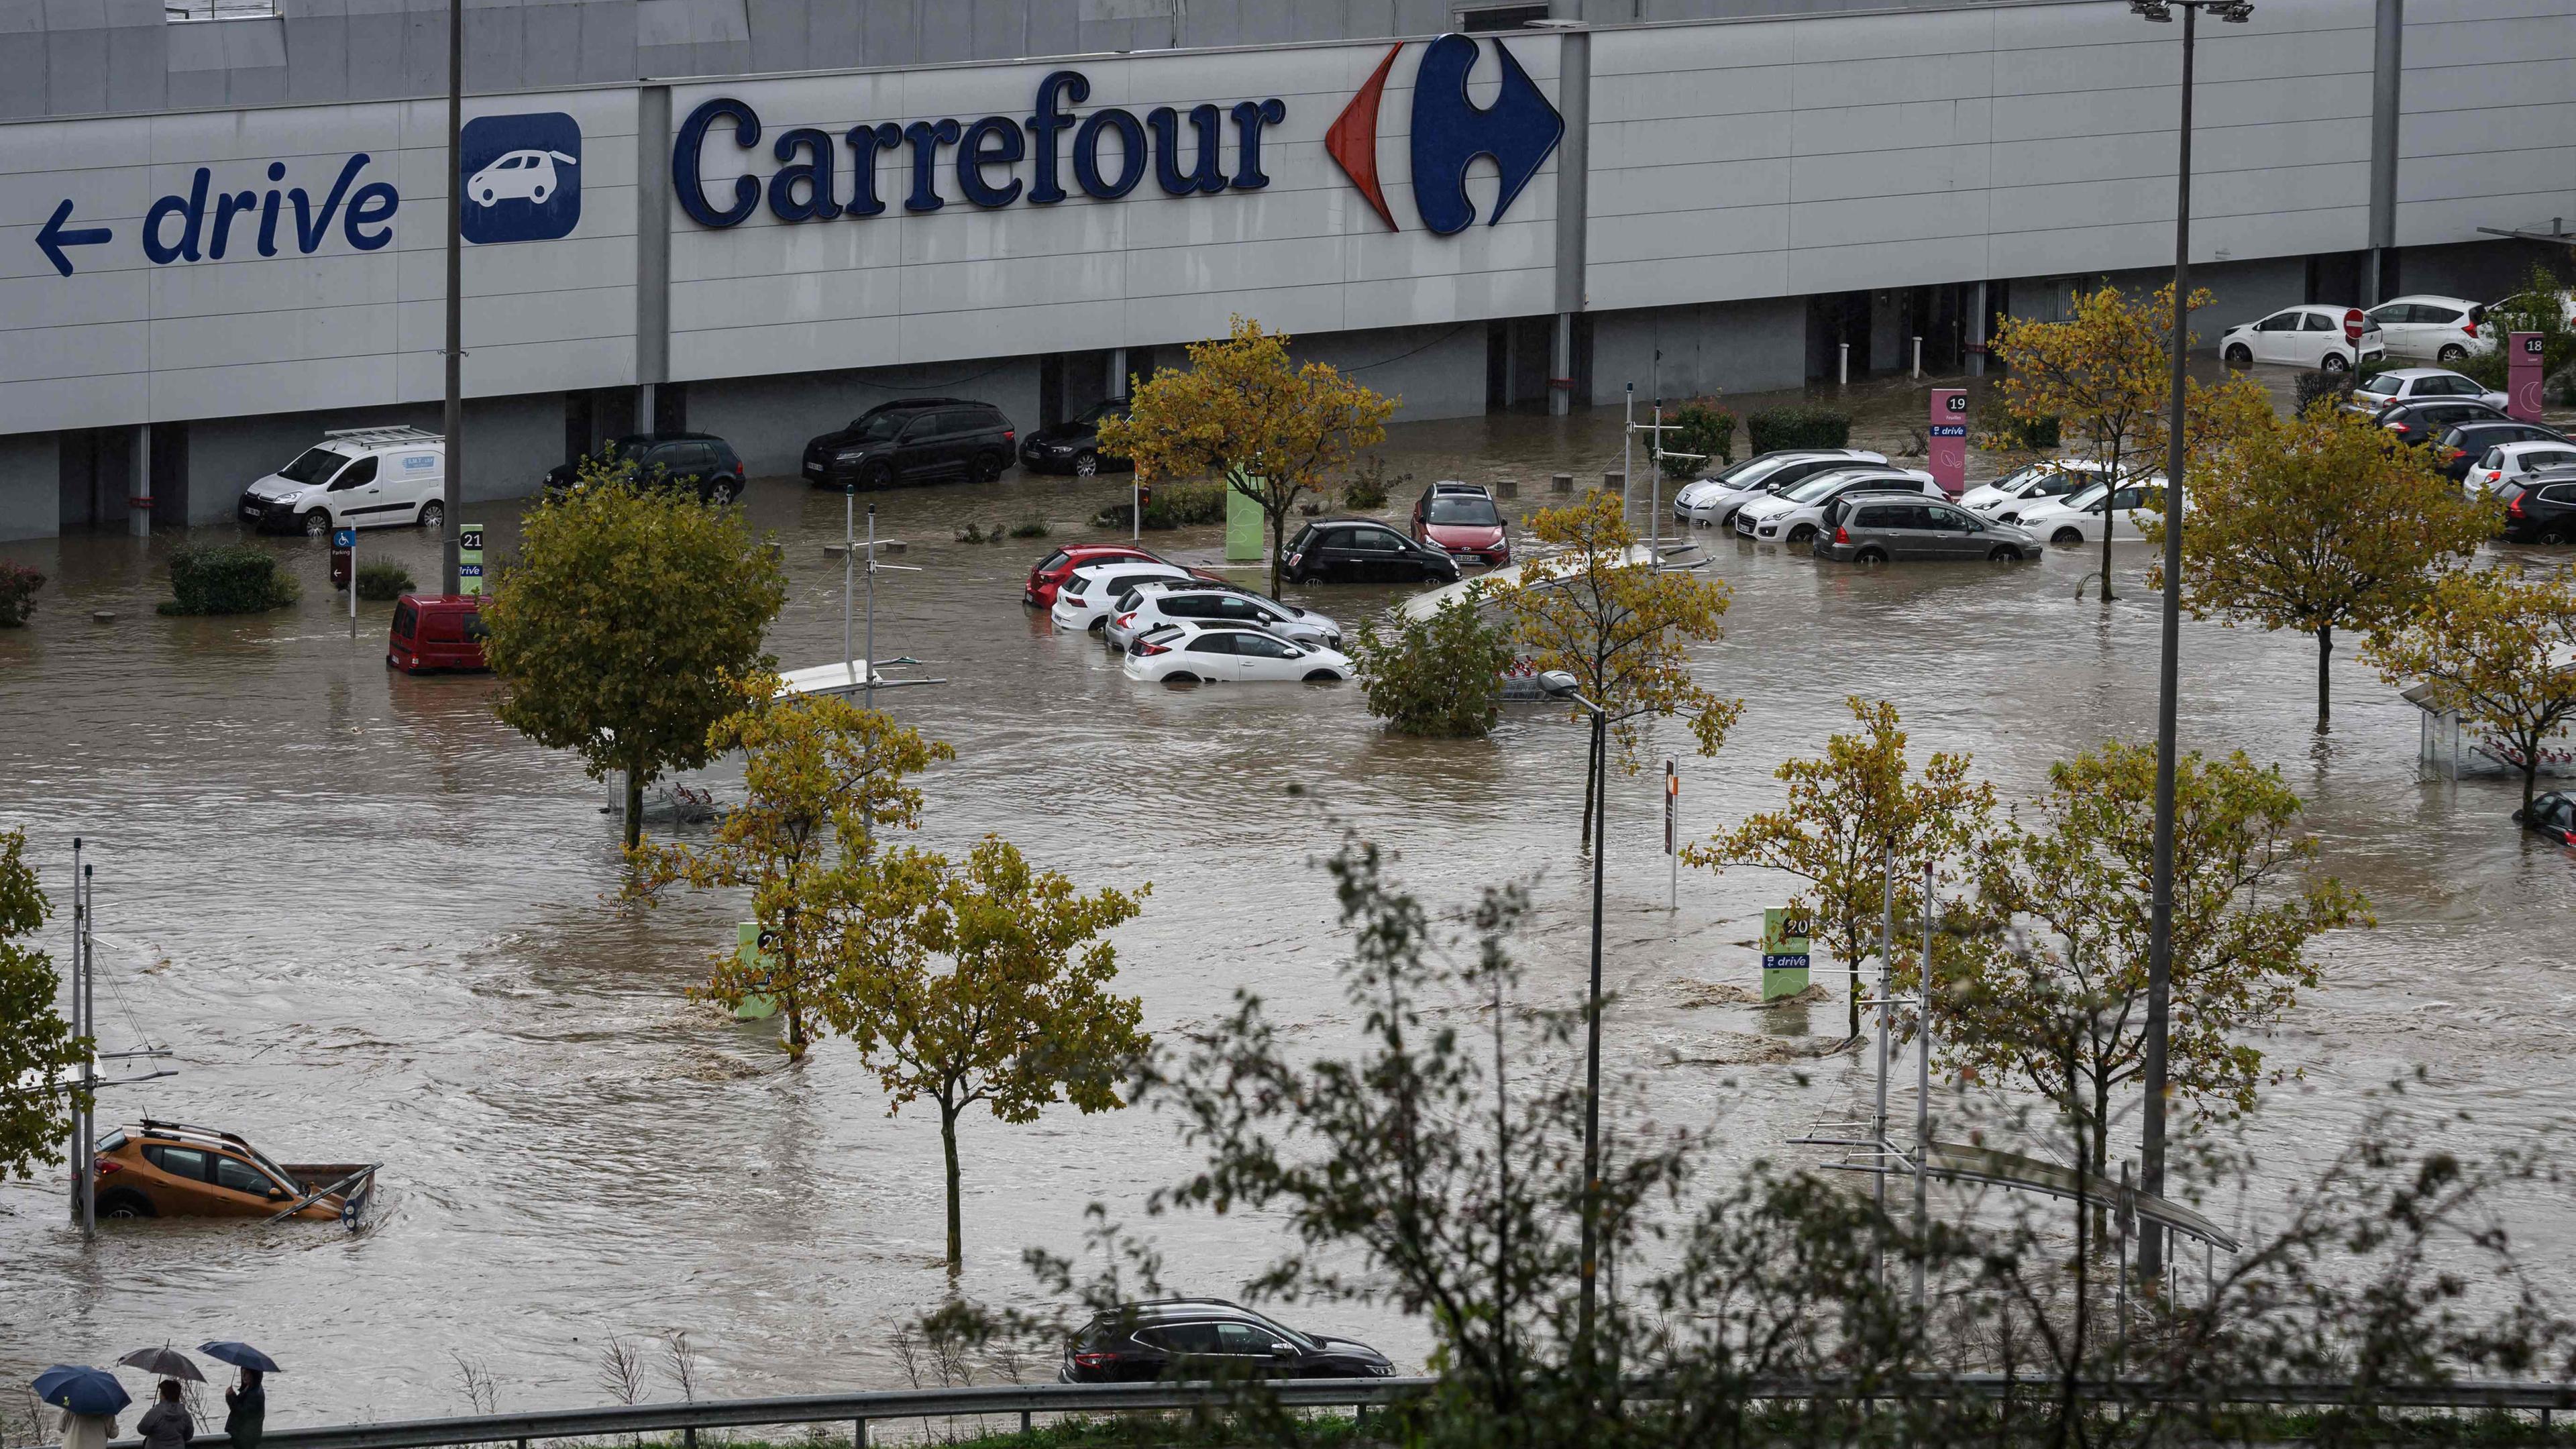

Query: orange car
91;1120;378;1226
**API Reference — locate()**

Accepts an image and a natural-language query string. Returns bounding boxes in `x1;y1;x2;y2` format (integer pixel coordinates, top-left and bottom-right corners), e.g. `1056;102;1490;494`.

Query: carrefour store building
1;0;2568;539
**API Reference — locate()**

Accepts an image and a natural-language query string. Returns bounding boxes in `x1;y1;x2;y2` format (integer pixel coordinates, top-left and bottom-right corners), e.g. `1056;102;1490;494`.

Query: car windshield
851;413;904;441
1074;400;1128;427
2355;374;2404;398
277;447;354;485
1426;496;1501;525
1781;475;1851;504
1711;454;1783;485
2061;482;2112;511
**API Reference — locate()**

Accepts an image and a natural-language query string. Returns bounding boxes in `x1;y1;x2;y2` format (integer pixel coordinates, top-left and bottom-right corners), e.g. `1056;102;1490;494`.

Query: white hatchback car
1960;458;2112;523
2017;478;2174;548
2344;367;2509;417
2468;439;2576;496
2365;295;2490;364
1123;623;1353;685
1732;468;1939;545
1049;561;1193;633
1674;449;1887;529
1105;583;1340;653
2217;305;2385;371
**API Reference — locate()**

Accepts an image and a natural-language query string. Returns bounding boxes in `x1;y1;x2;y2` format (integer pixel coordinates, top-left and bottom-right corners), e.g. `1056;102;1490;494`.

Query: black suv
544;432;746;502
2375;398;2508;447
802;400;1016;488
2498;472;2576;544
1020;398;1133;476
1059;1300;1395;1383
2433;419;2566;482
1282;519;1462;585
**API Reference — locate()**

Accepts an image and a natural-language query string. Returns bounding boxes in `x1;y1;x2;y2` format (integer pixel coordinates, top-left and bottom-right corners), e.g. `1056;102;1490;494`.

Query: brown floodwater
4;370;2573;1426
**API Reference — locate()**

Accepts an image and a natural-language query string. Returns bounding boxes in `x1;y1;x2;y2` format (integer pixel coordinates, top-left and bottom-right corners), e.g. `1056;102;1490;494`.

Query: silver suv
1813;492;2039;564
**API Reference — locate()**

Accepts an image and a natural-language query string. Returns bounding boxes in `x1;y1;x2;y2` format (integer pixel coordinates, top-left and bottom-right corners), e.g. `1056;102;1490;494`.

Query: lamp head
2129;0;2173;19
1539;670;1582;700
2215;0;2253;20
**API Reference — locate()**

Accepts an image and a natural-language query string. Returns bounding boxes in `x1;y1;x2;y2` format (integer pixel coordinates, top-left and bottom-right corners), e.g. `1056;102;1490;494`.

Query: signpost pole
863;504;877;710
66;839;83;1231
843;486;856;678
1649;398;1663;561
79;861;95;1238
348;529;358;637
1664;761;1678;914
1621;384;1633;516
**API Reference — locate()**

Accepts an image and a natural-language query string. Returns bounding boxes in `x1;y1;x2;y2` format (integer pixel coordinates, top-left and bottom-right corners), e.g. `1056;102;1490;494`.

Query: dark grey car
1813;493;2039;564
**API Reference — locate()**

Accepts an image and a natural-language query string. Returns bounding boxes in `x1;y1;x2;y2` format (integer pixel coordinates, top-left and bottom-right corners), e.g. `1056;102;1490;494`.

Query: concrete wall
1298;321;1493;421
1589;296;1807;402
0;433;58;541
2394;1;2576;250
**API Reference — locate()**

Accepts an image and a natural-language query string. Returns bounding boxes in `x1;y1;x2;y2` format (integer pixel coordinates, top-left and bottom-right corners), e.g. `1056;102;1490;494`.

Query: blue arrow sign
36;199;113;278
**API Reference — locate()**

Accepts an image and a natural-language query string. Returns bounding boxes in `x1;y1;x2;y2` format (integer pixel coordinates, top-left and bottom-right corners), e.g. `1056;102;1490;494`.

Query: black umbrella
197;1344;281;1375
116;1348;203;1383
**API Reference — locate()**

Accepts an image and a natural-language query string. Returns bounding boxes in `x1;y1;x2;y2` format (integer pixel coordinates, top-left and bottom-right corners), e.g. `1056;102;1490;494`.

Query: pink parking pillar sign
1929;388;1969;497
2509;332;2546;422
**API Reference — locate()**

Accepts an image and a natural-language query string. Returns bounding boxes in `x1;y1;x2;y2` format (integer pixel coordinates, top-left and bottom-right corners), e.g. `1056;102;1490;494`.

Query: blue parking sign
460;113;583;245
332;529;356;549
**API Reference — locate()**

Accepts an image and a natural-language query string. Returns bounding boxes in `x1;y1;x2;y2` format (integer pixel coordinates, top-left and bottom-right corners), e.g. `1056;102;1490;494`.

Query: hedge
160;545;301;615
1746;406;1851;454
0;561;41;627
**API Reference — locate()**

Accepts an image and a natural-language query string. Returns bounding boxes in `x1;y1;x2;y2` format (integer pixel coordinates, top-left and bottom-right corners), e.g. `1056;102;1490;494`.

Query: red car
1410;482;1509;568
387;594;489;674
1024;545;1220;607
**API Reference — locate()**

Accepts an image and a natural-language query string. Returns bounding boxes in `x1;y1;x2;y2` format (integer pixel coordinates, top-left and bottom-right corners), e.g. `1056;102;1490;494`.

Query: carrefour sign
669;36;1560;233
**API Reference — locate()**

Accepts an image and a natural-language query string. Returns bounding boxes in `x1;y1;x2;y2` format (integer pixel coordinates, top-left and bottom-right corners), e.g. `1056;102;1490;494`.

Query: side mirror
266;1187;288;1201
1271;1344;1297;1358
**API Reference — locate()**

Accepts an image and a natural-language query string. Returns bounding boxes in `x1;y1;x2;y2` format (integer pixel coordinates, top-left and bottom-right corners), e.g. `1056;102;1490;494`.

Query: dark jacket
223;1383;265;1449
135;1401;192;1449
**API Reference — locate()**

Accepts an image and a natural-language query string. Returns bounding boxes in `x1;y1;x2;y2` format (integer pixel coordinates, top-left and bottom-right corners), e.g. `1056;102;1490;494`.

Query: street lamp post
1541;671;1610;1376
2130;0;2251;1284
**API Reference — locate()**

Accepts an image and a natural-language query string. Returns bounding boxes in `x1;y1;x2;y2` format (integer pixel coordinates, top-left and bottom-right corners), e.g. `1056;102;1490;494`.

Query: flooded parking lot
5;374;2575;1424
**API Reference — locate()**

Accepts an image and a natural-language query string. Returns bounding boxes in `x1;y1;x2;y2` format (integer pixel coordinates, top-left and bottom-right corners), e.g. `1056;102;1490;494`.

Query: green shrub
0;561;41;627
1998;413;2061;451
1009;515;1050;539
1746;405;1851;453
1348;594;1512;738
1090;480;1227;531
159;545;300;616
2293;369;2353;415
355;561;416;601
1341;457;1405;511
1658;398;1737;478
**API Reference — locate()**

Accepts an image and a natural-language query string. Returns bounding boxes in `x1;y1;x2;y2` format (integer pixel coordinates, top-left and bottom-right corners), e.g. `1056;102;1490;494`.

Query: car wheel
2051;527;2084;547
2545;525;2575;546
859;461;894;489
1073;451;1099;477
2223;343;2253;366
1988;544;2021;562
303;510;333;538
2320;352;2349;374
706;478;740;505
418;499;445;530
2438;345;2468;364
1786;524;1815;545
1303;669;1342;683
98;1189;154;1220
1162;672;1199;685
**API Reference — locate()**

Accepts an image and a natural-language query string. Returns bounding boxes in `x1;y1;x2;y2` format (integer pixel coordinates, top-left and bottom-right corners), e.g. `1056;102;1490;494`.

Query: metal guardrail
57;1373;2576;1449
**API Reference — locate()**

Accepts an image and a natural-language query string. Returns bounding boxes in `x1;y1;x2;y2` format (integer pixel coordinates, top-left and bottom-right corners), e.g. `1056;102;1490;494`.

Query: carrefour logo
1327;34;1562;235
461;113;582;244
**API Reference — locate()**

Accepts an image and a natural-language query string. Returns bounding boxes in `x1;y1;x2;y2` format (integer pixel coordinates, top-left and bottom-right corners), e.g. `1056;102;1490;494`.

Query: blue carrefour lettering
1408;34;1562;236
671;71;1285;230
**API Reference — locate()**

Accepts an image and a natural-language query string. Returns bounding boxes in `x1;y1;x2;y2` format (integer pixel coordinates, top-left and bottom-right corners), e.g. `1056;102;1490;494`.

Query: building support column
2365;0;2403;304
1109;347;1129;398
637;85;674;441
1968;280;1988;377
1548;25;1592;417
127;423;151;537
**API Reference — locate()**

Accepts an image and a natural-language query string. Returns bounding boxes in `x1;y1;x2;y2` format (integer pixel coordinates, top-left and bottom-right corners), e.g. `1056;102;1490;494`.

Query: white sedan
2365;294;2490;364
1960;458;2111;523
1122;623;1353;684
2017;478;2174;548
1049;561;1194;632
2217;305;2385;371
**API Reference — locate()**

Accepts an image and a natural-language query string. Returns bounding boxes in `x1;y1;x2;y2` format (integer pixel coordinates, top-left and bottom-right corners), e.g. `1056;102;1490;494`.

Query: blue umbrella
197;1343;282;1375
33;1366;131;1416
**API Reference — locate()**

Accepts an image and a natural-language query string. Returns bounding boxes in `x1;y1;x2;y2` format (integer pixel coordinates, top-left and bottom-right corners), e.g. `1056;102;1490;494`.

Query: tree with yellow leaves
1096;316;1397;594
1684;698;1994;1039
1982;282;2270;602
2366;568;2576;815
827;837;1147;1275
1491;490;1740;851
2149;405;2495;731
625;682;953;1059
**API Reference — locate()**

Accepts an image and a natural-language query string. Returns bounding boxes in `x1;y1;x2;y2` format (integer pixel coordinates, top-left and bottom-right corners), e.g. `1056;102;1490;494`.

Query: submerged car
1813;492;2040;563
1061;1299;1395;1381
1019;398;1132;476
2516;791;2576;846
1122;623;1353;684
1409;481;1509;566
91;1120;378;1226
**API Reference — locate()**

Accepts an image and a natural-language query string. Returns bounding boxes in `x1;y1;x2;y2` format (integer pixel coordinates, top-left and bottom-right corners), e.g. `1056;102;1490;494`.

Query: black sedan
2376;398;2508;448
2516;792;2576;846
1020;398;1132;476
1059;1299;1395;1383
1282;519;1461;585
2498;473;2576;545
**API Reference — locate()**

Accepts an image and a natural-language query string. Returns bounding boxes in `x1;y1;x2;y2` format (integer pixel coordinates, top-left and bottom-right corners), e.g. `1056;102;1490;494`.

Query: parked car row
2224;289;2573;372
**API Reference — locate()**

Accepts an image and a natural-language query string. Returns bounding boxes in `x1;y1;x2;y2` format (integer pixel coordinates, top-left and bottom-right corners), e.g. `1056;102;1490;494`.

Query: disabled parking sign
460;113;582;245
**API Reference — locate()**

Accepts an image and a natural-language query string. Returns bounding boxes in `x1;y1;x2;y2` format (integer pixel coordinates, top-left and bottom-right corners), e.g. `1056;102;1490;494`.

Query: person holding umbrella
198;1344;279;1449
31;1366;129;1449
133;1379;193;1449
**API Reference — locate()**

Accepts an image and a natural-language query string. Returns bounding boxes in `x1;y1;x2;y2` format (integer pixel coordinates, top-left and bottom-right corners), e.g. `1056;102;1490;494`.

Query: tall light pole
439;0;465;594
1541;670;1609;1377
2131;0;2251;1285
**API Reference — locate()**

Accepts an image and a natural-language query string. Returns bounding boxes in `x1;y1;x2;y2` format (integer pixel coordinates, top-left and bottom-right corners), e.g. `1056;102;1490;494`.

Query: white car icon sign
468;148;576;207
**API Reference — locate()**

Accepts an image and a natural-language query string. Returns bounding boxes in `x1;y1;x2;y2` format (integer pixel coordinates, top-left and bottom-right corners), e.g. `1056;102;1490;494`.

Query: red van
388;594;489;674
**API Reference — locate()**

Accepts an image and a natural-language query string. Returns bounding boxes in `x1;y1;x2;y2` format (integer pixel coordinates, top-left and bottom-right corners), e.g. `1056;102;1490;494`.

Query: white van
237;427;447;537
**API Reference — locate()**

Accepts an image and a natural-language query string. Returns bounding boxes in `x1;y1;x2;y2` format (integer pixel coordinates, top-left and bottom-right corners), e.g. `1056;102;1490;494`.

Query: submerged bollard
1551;473;1573;494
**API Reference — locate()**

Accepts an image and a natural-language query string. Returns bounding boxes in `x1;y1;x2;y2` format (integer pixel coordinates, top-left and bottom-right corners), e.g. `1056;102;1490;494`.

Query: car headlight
835;449;865;462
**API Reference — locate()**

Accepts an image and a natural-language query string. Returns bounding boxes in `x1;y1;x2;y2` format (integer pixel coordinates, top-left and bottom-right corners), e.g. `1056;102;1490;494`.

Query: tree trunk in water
2525;760;2542;818
2098;521;2116;602
2090;1076;2112;1246
940;1103;963;1276
1845;915;1862;1039
623;757;645;852
1268;501;1285;598
1579;716;1600;853
2316;625;2334;730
